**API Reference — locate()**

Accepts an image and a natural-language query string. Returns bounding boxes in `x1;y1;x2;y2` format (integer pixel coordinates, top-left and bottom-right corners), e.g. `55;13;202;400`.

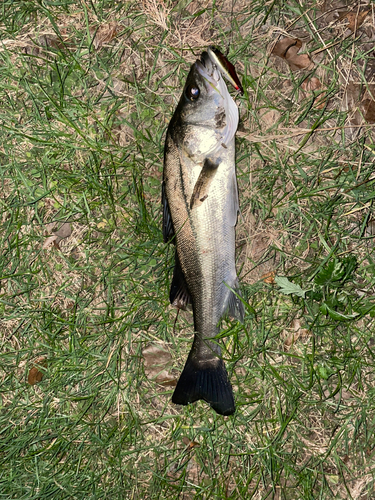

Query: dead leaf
261;270;276;284
46;221;71;239
341;82;362;111
157;371;177;387
143;344;176;386
143;344;171;367
340;83;363;140
283;319;310;349
339;9;370;32
42;234;60;249
301;77;321;91
43;221;71;249
301;77;327;109
365;219;375;236
272;38;314;71
259;109;282;131
286;46;314;71
54;222;71;239
182;437;200;449
45;222;57;233
272;38;302;58
361;99;375;124
92;23;118;50
27;357;47;385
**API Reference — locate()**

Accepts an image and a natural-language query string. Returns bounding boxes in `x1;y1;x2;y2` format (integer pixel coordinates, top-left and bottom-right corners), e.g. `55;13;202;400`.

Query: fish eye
186;85;200;101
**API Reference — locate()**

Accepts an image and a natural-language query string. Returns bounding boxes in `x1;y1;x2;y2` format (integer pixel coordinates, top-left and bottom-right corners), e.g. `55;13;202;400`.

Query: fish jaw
167;55;239;161
195;51;239;149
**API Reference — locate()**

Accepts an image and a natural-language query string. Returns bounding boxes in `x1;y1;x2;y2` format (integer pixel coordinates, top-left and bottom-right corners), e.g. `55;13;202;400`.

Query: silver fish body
163;50;244;415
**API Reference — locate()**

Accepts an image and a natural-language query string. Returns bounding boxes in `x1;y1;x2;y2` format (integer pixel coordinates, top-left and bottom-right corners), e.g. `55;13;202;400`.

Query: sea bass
162;48;244;416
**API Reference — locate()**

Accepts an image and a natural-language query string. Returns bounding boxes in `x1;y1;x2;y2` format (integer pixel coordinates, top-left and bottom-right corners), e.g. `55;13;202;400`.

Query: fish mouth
199;51;214;72
196;48;244;94
195;51;220;87
193;48;239;151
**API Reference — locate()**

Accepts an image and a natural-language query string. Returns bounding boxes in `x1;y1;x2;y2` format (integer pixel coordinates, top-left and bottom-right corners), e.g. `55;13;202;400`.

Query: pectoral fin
190;158;220;209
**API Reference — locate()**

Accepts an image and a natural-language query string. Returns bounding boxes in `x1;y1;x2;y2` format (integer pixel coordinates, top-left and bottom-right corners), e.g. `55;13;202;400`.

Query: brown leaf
340;83;363;140
283;319;310;349
45;221;57;233
259;109;282;131
34;34;66;52
182;437;200;449
143;344;176;385
92;23;118;50
43;221;71;250
272;37;313;71
54;222;72;239
27;357;47;385
261;270;276;284
361;99;375;124
272;38;302;58
157;371;178;387
46;221;72;239
286;46;314;71
301;78;327;109
315;95;328;110
301;77;321;91
339;9;370;32
143;344;171;367
42;234;60;249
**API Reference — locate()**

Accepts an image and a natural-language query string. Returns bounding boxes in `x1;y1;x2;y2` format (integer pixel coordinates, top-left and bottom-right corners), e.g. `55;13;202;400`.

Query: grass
1;0;375;498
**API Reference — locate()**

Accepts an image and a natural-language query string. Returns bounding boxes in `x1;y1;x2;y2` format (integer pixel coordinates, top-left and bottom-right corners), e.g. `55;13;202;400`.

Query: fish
162;48;244;416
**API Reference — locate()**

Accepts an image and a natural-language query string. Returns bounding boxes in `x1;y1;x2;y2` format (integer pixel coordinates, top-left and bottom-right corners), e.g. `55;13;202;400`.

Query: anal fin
170;252;191;310
227;278;245;322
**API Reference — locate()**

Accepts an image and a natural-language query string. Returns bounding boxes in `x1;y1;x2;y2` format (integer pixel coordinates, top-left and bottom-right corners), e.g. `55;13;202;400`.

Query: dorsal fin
162;180;175;243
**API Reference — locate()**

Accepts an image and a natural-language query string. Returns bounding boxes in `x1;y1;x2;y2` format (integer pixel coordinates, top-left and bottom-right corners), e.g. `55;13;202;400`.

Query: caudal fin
172;353;235;416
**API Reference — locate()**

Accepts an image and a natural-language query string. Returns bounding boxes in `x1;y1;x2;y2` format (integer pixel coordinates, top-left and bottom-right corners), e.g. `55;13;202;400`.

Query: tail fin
172;353;235;416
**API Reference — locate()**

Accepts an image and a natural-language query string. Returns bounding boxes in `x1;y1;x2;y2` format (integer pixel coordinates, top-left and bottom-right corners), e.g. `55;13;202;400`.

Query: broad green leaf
314;256;357;288
320;303;359;321
275;276;307;298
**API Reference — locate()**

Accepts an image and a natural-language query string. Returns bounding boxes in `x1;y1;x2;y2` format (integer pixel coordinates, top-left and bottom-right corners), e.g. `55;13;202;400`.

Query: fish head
171;51;239;160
